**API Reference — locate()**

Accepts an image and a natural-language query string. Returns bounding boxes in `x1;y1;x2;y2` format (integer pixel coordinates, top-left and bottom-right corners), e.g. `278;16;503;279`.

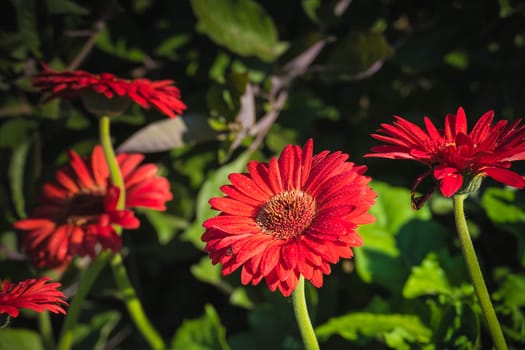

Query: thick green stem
99;116;125;209
453;194;508;350
39;310;54;350
99;116;166;350
292;276;320;350
110;253;165;350
57;252;111;350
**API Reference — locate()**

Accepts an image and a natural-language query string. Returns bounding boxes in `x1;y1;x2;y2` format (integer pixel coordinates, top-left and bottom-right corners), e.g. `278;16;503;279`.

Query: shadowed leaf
117;114;217;153
190;0;288;62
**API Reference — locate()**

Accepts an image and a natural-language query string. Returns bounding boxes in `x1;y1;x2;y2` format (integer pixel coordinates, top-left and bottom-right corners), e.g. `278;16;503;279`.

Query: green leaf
9;142;31;219
118;115;217;153
0;118;37;149
0;328;44;350
433;302;480;350
96;29;147;62
481;187;525;266
316;313;432;349
481;187;525;226
11;0;41;58
190;256;222;286
493;271;525;308
190;0;288;62
229;288;254;309
142;209;189;245
181;151;252;249
492;270;525;341
171;304;230;350
443;50;469;70
154;34;192;58
355;181;431;291
301;0;321;22
47;0;90;15
72;311;121;350
323;31;393;83
403;253;451;298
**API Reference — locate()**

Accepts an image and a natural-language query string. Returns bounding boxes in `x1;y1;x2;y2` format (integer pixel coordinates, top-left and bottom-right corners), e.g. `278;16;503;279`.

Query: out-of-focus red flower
14;146;173;268
365;107;525;208
0;277;68;318
33;64;186;118
202;139;376;296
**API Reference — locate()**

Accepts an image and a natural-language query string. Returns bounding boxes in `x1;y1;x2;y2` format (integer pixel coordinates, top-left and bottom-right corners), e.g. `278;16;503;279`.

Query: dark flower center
64;192;106;226
255;190;316;240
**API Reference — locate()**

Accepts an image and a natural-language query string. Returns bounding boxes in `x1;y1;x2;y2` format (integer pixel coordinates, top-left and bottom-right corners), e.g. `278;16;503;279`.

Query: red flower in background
202;139;376;296
0;277;67;318
14;146;173;268
33;64;186;118
365;107;525;208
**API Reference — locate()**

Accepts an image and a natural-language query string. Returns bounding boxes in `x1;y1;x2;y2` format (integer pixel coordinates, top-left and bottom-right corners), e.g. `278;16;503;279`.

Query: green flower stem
292;276;320;350
57;251;111;350
99;116;125;209
453;194;508;350
110;253;165;350
38;311;54;350
100;115;166;350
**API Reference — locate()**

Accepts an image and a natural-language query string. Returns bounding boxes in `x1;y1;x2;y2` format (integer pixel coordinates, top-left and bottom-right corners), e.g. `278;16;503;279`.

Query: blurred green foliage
1;0;525;349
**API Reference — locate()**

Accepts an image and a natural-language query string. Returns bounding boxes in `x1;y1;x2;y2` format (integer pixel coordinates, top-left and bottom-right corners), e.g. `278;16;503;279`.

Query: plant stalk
99;115;166;350
453;194;508;350
292;276;320;350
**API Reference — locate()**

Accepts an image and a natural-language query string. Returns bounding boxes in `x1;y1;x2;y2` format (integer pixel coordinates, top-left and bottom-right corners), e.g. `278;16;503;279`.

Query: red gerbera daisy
14;145;173;268
33;64;186;118
0;277;68;318
365;106;525;208
202;139;376;296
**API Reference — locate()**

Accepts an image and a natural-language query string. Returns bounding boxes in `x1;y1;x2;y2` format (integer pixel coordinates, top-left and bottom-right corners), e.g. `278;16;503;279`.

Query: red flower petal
202;139;375;296
367;107;525;206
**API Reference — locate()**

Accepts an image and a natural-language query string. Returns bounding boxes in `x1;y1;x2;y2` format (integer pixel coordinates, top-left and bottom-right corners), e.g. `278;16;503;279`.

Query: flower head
0;277;67;318
33;64;186;118
14;146;173;268
202;139;376;296
365;107;525;208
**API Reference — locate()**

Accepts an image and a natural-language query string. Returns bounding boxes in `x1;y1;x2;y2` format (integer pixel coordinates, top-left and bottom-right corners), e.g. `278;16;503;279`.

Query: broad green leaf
316;312;432;349
481;187;525;225
403;253;451;298
171;304;230;350
0;328;44;350
481;187;525;266
323;31;393;83
181;151;252;249
355;181;431;291
117;115;217;153
190;0;288;62
396;219;447;267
